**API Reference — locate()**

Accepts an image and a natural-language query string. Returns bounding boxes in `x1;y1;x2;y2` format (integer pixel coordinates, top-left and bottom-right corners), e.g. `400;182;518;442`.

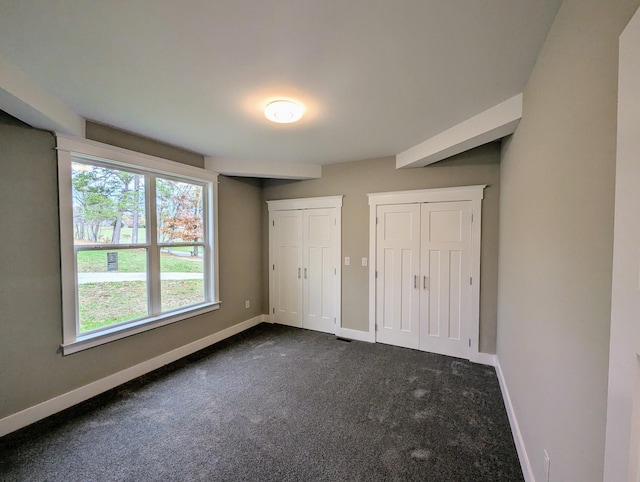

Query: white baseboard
471;352;497;366
495;357;535;482
0;314;267;438
337;327;375;343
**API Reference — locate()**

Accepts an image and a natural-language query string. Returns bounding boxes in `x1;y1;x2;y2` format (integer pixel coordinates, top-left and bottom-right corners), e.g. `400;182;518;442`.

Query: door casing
368;185;488;364
268;196;343;335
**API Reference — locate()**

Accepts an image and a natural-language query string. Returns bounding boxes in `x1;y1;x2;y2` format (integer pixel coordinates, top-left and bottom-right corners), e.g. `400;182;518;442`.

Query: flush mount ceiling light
264;100;303;124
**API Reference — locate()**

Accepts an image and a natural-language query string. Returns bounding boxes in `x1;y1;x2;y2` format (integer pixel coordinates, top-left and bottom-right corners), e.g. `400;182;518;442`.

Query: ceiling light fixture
264;100;303;124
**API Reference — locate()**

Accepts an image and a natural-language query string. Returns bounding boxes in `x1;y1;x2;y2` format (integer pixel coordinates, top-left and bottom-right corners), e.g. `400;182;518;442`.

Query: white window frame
57;135;220;355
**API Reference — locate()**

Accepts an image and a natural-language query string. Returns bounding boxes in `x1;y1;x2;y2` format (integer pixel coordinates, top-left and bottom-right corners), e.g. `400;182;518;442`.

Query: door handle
423;276;429;290
298;267;301;279
414;275;418;289
304;268;308;279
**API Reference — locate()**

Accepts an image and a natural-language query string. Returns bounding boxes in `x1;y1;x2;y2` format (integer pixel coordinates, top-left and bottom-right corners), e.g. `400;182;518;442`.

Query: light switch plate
345;257;350;266
362;258;368;267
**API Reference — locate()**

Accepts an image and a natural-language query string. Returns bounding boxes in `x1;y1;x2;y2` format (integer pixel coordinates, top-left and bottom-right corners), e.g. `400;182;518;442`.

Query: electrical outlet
362;257;368;267
345;257;350;266
245;300;250;309
544;450;550;482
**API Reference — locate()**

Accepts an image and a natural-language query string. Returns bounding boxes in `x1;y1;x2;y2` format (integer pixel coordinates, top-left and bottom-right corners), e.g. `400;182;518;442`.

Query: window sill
61;302;220;355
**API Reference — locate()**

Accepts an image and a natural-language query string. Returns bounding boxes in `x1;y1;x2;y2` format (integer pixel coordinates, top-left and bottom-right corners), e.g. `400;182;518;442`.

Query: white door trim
267;195;343;211
368;185;486;363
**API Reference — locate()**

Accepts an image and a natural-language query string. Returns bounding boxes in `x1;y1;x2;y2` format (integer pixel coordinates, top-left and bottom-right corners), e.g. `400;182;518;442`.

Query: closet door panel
375;204;420;349
272;210;303;327
448;249;462;340
426;249;442;336
419;202;471;358
303;208;336;333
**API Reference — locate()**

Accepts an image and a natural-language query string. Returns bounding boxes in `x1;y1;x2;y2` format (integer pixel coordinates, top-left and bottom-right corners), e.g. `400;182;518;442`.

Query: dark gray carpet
0;323;523;481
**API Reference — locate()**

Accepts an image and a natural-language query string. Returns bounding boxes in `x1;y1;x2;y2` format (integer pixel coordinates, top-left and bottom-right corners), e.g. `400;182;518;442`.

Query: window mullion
147;174;161;316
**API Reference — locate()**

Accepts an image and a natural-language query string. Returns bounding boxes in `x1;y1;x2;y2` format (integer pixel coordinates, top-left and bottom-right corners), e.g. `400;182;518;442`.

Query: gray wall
0;110;31;128
496;0;640;480
263;144;500;354
0;122;263;419
86;121;204;168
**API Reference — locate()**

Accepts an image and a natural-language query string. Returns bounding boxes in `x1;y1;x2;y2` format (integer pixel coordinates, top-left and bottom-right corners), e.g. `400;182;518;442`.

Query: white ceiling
0;1;561;166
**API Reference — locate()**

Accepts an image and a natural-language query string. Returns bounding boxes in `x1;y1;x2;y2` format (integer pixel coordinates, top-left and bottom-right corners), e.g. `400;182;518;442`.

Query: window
57;136;219;354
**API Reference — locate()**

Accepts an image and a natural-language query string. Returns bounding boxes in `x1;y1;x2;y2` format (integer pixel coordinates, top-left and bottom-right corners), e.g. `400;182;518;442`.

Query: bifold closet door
302;208;336;333
419;201;471;359
375;203;421;349
272;210;303;327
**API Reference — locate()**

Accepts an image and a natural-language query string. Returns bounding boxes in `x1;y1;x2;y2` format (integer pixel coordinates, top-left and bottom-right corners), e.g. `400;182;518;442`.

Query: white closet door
419;201;471;358
375;204;421;349
302;208;336;333
272;210;303;327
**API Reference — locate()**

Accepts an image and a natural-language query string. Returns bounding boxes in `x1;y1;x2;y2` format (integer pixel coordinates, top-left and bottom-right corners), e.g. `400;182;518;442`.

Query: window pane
77;248;148;333
160;247;204;312
72;161;146;246
156;178;204;244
